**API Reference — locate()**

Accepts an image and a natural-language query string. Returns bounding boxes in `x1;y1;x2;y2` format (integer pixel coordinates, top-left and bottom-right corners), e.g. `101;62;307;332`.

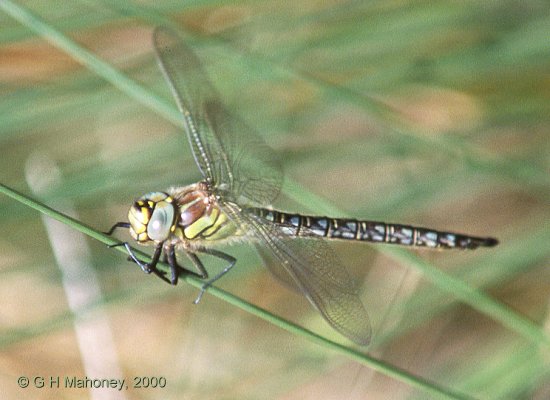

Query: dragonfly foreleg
191;248;236;304
104;221;131;236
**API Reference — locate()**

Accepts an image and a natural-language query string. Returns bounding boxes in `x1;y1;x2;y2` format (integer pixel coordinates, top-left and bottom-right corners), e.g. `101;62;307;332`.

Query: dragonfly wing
153;27;282;205
223;205;372;346
256;246;303;293
203;100;283;206
153;27;218;183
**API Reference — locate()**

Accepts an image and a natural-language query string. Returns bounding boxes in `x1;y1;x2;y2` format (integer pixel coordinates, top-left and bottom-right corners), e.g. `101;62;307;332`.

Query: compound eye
147;201;175;241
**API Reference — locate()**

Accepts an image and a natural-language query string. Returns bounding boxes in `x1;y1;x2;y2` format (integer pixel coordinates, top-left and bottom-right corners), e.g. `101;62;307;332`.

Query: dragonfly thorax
128;191;177;243
169;182;230;241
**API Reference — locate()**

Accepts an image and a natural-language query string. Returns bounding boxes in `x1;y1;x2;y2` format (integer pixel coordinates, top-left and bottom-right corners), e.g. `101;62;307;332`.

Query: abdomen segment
249;208;498;250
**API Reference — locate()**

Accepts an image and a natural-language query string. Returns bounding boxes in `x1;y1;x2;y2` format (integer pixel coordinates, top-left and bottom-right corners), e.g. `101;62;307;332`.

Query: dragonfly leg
165;244;206;285
164;245;180;285
186;252;209;280
103;221;131;235
109;242;172;285
191;249;236;304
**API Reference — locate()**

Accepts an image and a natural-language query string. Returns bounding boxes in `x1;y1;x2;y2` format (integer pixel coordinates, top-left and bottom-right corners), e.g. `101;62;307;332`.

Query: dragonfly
106;27;498;346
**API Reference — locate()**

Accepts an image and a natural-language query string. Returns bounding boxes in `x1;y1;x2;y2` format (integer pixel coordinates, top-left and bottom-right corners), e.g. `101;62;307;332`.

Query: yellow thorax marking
183;206;220;239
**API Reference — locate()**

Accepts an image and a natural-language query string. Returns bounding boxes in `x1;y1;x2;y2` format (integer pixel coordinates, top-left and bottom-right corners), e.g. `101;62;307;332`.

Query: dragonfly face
127;192;176;243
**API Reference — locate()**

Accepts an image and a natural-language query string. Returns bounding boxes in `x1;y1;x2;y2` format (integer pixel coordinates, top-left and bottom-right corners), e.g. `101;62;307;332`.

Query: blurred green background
1;1;549;399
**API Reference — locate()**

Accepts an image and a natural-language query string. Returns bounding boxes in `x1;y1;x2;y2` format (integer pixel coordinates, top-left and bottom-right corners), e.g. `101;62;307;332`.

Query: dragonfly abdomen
250;208;498;250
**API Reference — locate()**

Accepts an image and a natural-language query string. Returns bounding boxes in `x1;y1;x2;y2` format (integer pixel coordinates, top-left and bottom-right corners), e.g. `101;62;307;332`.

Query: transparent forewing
221;204;372;345
153;27;282;206
204;101;283;205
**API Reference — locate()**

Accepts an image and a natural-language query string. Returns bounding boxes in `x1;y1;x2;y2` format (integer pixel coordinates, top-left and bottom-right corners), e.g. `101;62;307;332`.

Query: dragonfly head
128;192;176;243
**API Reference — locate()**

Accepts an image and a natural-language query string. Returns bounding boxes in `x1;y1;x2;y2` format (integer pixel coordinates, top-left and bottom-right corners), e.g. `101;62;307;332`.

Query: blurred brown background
1;1;549;399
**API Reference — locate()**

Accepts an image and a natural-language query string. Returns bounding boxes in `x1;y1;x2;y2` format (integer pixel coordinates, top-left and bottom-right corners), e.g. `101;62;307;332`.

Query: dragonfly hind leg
190;248;236;304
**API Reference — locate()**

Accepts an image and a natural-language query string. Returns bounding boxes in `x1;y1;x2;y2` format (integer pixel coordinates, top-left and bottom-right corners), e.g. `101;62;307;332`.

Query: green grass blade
0;0;181;126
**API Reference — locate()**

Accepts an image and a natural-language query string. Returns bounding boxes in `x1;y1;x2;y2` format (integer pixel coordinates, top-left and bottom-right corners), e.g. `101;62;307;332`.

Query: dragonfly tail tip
482;237;499;247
